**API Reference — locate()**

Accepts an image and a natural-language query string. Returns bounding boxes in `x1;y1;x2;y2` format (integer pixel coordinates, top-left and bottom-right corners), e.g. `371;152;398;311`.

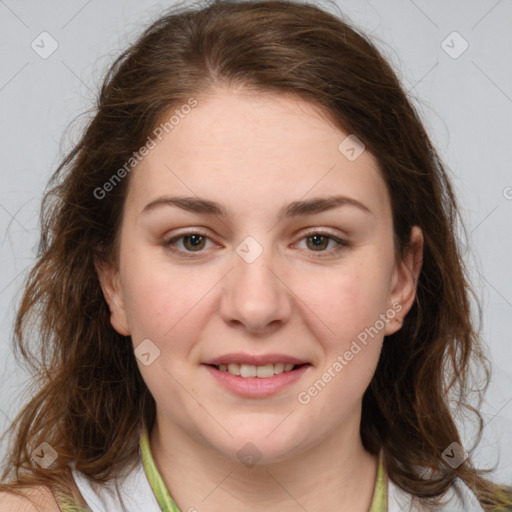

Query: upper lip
202;353;310;366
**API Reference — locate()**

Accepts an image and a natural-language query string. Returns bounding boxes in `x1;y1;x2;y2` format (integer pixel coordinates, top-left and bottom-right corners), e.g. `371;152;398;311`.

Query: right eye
161;230;218;257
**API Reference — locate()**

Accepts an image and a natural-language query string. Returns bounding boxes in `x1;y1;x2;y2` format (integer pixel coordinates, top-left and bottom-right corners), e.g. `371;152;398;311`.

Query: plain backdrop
1;0;511;484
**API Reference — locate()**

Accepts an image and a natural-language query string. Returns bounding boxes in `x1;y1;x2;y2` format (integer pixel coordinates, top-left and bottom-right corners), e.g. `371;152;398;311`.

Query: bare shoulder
0;485;61;512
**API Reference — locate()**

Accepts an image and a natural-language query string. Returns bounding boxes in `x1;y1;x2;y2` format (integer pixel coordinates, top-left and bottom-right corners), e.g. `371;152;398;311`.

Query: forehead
125;89;391;220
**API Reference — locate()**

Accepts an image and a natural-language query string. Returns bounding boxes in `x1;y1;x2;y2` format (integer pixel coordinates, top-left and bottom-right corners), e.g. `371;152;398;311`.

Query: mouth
201;355;312;397
206;362;310;379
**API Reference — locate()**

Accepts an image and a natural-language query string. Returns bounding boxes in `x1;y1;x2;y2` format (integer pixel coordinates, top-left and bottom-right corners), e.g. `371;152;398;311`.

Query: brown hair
1;0;511;509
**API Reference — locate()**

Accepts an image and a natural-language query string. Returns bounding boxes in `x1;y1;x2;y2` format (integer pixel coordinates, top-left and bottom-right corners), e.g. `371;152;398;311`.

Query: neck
149;406;379;511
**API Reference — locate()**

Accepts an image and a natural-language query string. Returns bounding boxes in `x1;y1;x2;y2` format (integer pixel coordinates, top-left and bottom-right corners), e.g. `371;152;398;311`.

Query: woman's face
98;88;422;463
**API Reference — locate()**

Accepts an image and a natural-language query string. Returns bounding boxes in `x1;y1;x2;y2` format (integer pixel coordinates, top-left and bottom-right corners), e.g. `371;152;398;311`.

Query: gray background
1;0;511;483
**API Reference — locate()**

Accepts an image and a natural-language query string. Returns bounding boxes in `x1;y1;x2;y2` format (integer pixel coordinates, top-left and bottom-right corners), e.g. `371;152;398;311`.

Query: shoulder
0;486;61;512
388;476;485;511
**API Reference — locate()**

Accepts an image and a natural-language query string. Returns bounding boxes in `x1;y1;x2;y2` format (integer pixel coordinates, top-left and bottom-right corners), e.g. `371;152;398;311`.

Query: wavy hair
1;0;511;509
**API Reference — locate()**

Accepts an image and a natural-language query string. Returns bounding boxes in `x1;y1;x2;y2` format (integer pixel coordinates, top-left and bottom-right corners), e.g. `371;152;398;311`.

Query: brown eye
161;231;214;257
306;234;330;251
296;230;348;259
182;234;206;251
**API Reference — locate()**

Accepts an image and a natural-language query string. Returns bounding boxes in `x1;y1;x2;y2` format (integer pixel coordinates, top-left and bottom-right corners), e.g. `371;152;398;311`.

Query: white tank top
71;458;485;512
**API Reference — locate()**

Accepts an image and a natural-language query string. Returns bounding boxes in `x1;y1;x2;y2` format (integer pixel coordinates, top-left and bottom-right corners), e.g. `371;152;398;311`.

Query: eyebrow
140;194;374;220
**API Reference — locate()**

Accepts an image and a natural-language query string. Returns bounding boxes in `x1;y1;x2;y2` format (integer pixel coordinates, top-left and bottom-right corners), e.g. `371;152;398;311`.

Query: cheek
120;252;185;342
120;250;221;357
298;271;385;415
123;276;171;340
290;258;392;348
121;262;207;406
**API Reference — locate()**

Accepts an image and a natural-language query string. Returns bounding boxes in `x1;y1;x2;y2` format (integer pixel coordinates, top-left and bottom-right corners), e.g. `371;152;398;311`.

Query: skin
97;87;423;511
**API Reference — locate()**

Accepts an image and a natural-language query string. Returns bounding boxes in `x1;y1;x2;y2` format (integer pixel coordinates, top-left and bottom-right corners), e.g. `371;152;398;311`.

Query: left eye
296;232;345;253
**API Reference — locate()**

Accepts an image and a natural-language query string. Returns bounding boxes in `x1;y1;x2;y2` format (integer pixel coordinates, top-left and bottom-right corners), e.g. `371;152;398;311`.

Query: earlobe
385;226;424;335
95;259;131;336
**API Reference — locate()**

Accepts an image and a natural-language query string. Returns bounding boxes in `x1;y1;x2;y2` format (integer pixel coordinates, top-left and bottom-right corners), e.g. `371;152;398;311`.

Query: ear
384;226;424;335
95;259;131;336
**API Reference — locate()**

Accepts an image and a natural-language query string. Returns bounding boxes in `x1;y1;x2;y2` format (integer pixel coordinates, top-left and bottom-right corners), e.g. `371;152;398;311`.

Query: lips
201;353;311;395
203;361;311;398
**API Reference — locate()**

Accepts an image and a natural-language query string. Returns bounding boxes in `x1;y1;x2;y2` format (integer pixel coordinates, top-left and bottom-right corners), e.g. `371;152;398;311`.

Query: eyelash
161;228;348;259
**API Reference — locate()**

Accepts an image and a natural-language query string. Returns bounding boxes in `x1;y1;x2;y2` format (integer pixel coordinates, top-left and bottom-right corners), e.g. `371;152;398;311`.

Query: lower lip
203;364;311;398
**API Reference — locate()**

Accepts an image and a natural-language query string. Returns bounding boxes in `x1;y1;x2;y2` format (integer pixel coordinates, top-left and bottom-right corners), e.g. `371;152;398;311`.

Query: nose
219;237;292;335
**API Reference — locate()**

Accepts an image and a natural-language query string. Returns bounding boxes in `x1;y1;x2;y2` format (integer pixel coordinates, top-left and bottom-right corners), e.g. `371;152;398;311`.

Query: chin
204;421;311;466
214;439;301;467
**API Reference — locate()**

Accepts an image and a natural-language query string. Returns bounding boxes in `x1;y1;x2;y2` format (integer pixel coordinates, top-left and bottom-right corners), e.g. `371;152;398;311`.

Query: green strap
140;426;387;512
140;427;182;512
369;451;387;512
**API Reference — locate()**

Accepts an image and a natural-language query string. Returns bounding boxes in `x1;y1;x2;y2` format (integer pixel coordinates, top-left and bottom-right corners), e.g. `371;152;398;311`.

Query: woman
1;0;510;510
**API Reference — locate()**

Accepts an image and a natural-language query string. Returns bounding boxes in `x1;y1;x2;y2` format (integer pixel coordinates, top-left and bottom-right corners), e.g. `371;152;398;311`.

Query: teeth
274;363;284;374
227;363;240;376
217;363;299;378
240;364;257;378
256;364;274;378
